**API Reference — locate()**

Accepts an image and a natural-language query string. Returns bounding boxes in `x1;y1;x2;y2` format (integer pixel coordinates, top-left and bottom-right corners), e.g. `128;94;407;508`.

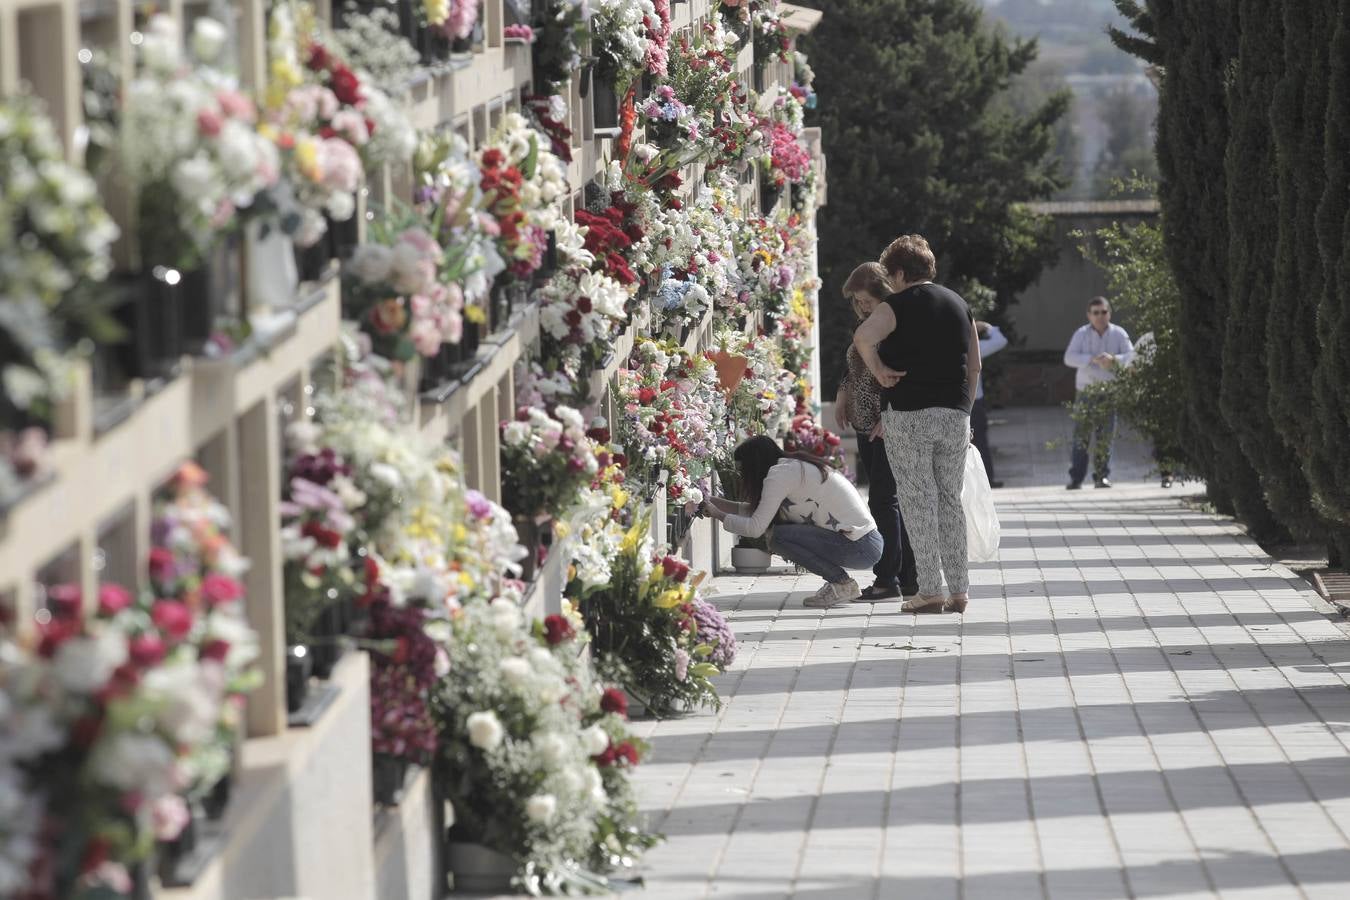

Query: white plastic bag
962;445;1000;562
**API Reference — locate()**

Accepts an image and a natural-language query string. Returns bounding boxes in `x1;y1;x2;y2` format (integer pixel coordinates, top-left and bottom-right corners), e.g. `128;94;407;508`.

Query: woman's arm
705;496;748;516
966;316;982;404
852;304;905;388
722;465;797;538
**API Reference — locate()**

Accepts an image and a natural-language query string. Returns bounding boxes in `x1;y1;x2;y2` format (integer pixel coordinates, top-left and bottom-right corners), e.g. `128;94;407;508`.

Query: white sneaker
804;579;860;608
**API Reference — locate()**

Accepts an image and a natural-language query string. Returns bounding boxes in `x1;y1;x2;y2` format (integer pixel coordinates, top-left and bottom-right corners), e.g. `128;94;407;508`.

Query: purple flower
465;489;493;520
691;598;737;668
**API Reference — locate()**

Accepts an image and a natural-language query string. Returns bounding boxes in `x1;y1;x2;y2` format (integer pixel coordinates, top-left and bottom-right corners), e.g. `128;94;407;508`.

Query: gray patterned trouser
881;408;970;596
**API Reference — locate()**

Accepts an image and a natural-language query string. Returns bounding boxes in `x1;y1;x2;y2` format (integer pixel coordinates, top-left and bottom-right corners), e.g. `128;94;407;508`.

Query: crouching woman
703;436;881;608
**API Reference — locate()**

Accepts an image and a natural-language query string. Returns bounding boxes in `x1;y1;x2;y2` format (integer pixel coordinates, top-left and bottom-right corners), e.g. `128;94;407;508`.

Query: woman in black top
852;235;981;614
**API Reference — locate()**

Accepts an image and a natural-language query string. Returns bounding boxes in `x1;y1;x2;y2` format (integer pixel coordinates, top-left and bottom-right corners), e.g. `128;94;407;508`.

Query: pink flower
98;584;134;616
318;138;362;192
201;573;245;609
197;107;223;137
330;109;371;146
152;794;191;841
398;227;440;258
674;647;690;682
216;88;256;122
129;633;167;668
151;600;194;641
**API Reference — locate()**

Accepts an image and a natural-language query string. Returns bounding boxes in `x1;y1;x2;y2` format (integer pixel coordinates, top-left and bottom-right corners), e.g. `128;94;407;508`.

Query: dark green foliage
1312;0;1350;554
799;0;1068;396
1111;0;1278;534
1220;0;1318;539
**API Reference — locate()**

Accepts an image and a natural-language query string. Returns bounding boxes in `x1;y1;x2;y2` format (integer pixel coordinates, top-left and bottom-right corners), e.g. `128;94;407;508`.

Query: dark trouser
971;397;995;481
856;431;919;593
1069;393;1117;484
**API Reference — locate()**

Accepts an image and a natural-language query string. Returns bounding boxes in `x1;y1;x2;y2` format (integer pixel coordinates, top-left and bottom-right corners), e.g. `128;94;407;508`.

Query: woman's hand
870;364;906;388
869;422;884;442
834;393;851;432
701;499;727;521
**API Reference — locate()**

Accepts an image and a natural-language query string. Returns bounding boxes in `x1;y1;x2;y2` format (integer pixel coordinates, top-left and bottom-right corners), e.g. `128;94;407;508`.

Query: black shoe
1094;477;1112;488
1067;481;1083;490
857;583;901;602
1161;476;1173;488
989;480;1005;489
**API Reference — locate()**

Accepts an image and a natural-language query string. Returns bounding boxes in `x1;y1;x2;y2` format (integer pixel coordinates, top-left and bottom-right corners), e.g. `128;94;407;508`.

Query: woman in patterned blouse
836;262;919;602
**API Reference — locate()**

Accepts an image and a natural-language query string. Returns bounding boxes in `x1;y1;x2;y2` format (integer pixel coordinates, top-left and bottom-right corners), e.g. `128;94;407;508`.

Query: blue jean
1070;393;1117;483
769;525;884;584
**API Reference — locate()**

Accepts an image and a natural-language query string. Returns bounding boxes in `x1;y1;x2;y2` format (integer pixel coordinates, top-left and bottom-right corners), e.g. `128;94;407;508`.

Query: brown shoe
944;594;969;614
900;594;946;614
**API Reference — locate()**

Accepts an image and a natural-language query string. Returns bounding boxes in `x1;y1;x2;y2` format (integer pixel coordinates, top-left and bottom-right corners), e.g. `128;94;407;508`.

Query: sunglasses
1090;309;1110;315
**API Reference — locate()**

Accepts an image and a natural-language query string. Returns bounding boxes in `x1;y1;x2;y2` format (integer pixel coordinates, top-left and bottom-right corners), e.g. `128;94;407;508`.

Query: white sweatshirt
723;459;878;541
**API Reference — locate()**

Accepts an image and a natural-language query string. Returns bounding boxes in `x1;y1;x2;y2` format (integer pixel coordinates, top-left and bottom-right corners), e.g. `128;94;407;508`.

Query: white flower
489;597;520;636
525;793;557;823
191;18;229;63
466;711;504;751
499;656;531;686
143;661;221;746
53;630;128;694
369;462;402;488
87;733;177;798
581;725;610;756
151;792;191;841
502;421;532;447
554;406;585;430
584;766;607;802
326;189;356;222
348;243;394;284
141;15;182;72
534;732;568;766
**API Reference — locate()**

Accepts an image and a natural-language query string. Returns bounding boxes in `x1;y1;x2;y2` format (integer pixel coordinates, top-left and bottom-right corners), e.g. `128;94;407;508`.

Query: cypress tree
1268;0;1349;556
1312;0;1350;558
1220;0;1316;540
1112;1;1277;533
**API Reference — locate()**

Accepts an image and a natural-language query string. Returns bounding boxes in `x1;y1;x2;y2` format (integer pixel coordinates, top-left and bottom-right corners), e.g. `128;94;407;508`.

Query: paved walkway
629;412;1350;899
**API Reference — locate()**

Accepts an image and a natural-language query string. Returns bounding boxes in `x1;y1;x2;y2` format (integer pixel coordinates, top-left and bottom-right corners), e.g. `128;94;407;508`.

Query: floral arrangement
639;84;699;148
117;15;279;270
431;595;656;892
783;413;847;472
343;212;466;361
500;404;602;518
752;2;791;67
524;93;574;163
536;221;631;374
590;0;663;88
640;185;740;322
718;327;797;442
733;214;796;319
0;92;119;497
758;116;812;189
479;113;570;281
529;0;590;94
332;5;422;92
615;338;729;514
425;0;479;41
363;588;445;765
777;285;818;399
691;597;737;669
574;197;643;288
570;514;722;716
791;50;818;109
415;130;507;322
504;23;536;42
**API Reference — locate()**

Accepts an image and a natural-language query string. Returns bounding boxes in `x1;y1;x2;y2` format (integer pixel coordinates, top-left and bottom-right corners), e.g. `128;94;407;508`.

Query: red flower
201;639;232;663
587;426;611;443
614;741;640;766
661;555;690;582
577;296;593;313
481;148;505;170
307;44;332;72
37;618;80;657
543;614;576;646
151;600;194;641
329;66;363;106
637;387;657;404
600;687;628;717
301;520;344;549
129;633;167;668
97;584;134;617
201;573;245;608
564;309;583;328
80;836;112;874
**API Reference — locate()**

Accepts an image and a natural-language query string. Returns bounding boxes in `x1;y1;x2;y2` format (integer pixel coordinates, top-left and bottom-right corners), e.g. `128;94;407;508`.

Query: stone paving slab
628;480;1350;900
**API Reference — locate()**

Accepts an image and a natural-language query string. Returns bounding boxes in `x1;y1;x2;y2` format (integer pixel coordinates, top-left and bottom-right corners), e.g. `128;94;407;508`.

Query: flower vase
285;643;312;714
180;235;240;353
156;797;202;886
447;840;517;893
308;599;347;680
418;347;447;392
201;769;233;821
327;212;361;263
451;322;481;377
294;235;332;284
759;181;783;216
512;513;554;582
245;217;300;315
372;753;410;806
592;76;621;131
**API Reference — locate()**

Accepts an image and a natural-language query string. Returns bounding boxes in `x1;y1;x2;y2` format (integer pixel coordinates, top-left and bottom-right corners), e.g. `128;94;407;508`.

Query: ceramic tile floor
626;412;1350;900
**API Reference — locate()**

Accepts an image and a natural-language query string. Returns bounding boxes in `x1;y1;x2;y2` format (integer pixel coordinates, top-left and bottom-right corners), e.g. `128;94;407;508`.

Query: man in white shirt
973;322;1008;487
1063;296;1134;489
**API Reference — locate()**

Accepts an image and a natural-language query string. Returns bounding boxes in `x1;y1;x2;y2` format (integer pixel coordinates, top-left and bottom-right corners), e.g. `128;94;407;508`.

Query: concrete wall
991;201;1160;406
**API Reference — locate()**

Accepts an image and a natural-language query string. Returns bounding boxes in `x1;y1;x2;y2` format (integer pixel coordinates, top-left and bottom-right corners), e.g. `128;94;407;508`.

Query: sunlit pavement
628;409;1350;899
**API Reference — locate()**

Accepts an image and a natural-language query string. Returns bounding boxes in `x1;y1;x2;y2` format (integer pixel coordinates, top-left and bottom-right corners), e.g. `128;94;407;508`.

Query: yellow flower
611;486;629;510
554;521;571;540
465;304;488;325
295;138;321;182
458;571;475;589
654;589;684;609
454;523;468;543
